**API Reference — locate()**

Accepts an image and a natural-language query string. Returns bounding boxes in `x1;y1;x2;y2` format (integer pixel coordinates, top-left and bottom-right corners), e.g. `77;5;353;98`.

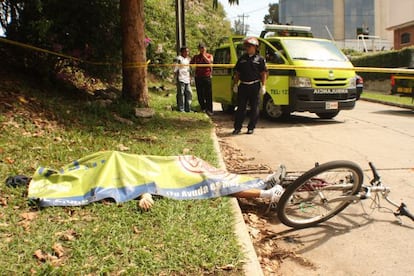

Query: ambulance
212;25;358;119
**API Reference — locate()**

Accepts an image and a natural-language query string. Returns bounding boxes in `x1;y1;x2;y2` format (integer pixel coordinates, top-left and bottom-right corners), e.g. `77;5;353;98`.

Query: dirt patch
214;118;316;275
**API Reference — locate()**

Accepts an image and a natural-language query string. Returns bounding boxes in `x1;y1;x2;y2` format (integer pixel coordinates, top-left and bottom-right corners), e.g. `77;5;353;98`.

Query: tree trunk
120;0;148;107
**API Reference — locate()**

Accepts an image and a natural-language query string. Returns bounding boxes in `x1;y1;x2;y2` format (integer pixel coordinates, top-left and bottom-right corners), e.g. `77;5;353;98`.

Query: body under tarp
28;151;265;207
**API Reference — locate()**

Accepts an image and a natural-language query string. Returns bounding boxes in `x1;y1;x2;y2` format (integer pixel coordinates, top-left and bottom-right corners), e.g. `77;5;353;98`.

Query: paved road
213;100;414;275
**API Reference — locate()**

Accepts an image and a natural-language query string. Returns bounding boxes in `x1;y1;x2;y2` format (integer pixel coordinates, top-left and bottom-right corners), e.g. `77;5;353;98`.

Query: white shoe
270;184;285;203
264;164;286;189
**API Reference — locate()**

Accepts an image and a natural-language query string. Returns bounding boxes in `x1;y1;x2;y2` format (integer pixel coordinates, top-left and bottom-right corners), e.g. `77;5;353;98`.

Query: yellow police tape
1;37;414;74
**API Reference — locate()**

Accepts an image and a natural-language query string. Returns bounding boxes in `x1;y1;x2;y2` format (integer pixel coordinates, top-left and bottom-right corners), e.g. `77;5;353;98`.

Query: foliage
232;17;248;35
1;0;121;81
145;0;231;79
1;0;232;83
264;3;279;24
351;47;414;80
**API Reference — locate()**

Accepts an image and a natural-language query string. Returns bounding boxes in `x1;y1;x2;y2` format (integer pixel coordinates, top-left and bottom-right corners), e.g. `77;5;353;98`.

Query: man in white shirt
174;47;192;112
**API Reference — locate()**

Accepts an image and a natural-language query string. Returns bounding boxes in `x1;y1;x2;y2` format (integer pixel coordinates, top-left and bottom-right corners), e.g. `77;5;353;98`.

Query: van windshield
278;39;348;62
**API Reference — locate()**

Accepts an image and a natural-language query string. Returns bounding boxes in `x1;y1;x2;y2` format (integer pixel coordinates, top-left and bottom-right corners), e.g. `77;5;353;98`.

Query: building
387;20;414;50
279;0;413;51
385;0;414;50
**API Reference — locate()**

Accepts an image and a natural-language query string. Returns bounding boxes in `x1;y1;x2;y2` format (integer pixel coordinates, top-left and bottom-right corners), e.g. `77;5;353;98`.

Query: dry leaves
33;242;66;265
55;229;78;241
215;121;315;275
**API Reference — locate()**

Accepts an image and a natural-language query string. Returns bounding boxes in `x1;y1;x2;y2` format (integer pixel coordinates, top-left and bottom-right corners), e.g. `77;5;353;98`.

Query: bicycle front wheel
277;160;364;229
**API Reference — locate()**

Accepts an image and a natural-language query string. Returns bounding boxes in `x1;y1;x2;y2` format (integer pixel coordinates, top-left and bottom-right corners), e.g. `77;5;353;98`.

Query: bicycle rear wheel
277;160;363;229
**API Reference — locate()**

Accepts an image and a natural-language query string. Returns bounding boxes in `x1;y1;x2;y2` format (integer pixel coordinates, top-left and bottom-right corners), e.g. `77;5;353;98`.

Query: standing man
174;46;192;112
232;37;268;135
191;42;214;115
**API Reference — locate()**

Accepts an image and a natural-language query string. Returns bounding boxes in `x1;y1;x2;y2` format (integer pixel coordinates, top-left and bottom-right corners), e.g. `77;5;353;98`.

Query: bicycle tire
277;160;364;229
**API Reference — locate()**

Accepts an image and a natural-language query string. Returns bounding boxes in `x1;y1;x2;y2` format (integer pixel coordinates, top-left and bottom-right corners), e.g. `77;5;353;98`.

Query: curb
211;128;264;276
360;97;414;110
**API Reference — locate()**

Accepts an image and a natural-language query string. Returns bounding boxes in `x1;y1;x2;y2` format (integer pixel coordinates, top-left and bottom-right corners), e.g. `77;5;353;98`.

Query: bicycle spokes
277;162;363;228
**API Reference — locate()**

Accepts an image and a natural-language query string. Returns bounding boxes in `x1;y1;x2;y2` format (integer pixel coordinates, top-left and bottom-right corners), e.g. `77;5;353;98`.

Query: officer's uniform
234;53;267;132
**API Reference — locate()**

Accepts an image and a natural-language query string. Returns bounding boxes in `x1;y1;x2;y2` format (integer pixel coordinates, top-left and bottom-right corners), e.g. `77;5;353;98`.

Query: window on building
401;33;411;44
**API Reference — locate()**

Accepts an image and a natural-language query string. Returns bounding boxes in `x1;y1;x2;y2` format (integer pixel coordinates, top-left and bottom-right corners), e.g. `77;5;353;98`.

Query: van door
212;37;243;112
212;47;233;110
258;38;291;119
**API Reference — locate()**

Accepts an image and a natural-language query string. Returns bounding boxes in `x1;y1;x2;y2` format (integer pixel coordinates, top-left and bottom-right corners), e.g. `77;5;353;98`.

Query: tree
120;0;148;106
1;0;236;108
121;0;239;108
232;18;248;35
264;3;279;25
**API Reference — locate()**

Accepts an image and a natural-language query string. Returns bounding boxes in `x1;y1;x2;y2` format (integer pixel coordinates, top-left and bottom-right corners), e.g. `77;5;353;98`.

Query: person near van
232;37;268;135
191;42;214;115
174;46;192;112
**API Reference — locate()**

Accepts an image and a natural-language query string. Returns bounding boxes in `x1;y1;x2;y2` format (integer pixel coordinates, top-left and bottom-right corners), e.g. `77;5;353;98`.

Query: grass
0;69;244;274
361;91;414;107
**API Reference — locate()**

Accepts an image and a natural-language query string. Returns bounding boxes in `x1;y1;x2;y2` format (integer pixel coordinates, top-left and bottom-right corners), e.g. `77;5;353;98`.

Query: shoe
264;164;286;189
206;110;214;116
269;184;285;204
232;129;241;135
247;129;254;134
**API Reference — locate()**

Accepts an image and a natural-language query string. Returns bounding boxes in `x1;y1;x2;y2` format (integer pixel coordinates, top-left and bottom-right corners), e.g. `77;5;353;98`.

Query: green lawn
0;72;244;274
361;91;414;107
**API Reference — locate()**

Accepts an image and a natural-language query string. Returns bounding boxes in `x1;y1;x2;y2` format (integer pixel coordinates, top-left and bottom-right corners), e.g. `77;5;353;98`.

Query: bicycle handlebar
396;203;414;222
368;162;381;183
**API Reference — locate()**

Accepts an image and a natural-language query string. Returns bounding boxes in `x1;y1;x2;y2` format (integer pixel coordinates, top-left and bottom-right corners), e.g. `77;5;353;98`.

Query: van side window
265;45;285;64
236;44;244;58
214;48;230;64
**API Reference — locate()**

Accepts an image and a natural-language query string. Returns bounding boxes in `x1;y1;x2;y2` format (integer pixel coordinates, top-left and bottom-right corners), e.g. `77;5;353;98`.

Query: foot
269;184;285;204
264;164;286;189
247;129;254;134
232;129;241;135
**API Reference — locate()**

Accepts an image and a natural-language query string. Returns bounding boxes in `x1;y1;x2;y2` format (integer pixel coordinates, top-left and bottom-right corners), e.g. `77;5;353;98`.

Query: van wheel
316;111;339;119
221;103;235;113
263;96;289;120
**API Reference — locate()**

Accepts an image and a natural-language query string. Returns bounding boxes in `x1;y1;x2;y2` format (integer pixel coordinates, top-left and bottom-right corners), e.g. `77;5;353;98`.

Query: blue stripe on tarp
34;178;266;206
36;182;157;207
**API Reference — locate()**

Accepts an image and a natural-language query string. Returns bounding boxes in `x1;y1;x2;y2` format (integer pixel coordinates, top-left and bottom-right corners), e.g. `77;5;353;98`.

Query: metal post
175;0;186;55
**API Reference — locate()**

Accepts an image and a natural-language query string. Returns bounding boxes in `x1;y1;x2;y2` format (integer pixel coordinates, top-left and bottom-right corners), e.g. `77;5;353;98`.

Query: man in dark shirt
232;37;268;135
191;42;214;115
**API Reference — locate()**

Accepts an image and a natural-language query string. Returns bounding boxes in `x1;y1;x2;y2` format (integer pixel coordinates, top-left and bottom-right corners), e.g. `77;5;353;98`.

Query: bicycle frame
314;162;414;224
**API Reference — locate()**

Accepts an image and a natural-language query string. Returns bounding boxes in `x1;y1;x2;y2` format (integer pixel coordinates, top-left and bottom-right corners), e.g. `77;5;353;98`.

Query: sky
218;0;279;36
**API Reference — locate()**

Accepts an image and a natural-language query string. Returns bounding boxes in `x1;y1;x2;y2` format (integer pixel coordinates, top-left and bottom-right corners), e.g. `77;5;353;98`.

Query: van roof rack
260;24;313;38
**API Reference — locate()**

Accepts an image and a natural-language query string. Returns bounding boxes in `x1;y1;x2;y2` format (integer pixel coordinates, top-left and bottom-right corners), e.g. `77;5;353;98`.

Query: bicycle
275;160;414;229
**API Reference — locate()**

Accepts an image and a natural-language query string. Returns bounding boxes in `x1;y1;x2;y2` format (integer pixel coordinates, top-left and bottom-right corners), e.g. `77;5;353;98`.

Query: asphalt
209;97;413;276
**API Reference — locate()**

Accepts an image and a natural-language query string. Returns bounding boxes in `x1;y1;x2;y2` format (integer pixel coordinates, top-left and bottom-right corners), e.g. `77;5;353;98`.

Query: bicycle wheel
277;160;363;229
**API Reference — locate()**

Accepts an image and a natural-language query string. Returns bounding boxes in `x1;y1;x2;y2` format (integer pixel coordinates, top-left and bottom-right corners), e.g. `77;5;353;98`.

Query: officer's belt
240;80;260;85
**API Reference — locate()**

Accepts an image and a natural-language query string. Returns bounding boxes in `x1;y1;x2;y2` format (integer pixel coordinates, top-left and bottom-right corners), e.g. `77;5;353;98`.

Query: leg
247;83;261;131
195;77;205;111
234;85;248;131
205;77;213;114
176;82;185;112
232;189;261;198
184;83;193;112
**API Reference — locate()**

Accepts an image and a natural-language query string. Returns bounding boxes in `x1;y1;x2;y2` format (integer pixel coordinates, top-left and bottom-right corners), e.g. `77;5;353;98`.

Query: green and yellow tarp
28;151;265;207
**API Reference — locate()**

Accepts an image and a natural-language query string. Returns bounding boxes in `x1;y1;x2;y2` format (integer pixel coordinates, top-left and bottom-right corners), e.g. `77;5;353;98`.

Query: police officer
232;37;268;135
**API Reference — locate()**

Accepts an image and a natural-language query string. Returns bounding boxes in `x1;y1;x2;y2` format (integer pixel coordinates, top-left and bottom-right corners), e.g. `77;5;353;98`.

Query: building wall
375;0;392;42
279;0;375;40
386;0;414;28
393;25;414;50
279;0;334;39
